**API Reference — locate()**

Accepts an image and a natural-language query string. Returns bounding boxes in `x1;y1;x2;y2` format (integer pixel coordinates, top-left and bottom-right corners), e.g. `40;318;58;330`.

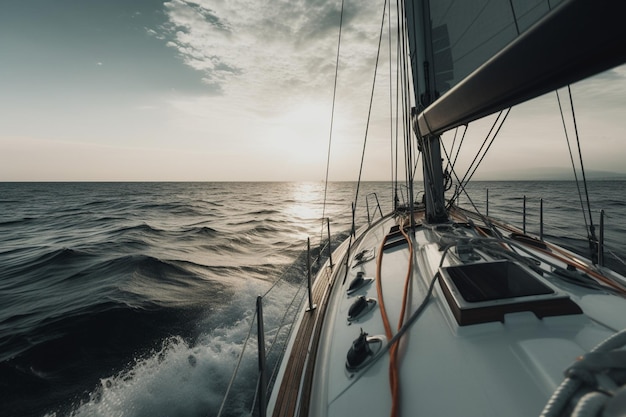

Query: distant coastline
2;169;626;183
470;168;626;182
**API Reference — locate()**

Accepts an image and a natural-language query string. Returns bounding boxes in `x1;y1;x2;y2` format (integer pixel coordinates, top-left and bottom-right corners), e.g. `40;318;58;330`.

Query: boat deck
270;258;338;417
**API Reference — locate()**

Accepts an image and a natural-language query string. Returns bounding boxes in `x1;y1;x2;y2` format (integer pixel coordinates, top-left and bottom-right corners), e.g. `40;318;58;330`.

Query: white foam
64;278;303;417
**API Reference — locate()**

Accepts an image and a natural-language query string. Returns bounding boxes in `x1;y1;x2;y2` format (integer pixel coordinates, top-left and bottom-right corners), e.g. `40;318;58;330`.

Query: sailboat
224;0;626;416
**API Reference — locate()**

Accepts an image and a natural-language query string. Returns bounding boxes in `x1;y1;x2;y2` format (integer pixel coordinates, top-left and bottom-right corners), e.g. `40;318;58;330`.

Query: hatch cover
438;261;582;326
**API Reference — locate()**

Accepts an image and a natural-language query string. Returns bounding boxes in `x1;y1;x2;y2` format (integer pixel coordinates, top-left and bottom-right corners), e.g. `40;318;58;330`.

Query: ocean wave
114;223;166;236
0;252;234;361
0;217;36;226
183;225;220;237
2;302;209;417
0;247;98;285
58;274;306;417
249;208;280;216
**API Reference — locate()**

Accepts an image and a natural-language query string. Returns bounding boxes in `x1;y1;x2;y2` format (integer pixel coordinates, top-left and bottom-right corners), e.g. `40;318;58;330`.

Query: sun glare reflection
281;182;325;237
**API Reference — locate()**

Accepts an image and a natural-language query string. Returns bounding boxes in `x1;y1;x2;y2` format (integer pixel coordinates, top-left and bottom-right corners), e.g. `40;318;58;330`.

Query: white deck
308;215;626;417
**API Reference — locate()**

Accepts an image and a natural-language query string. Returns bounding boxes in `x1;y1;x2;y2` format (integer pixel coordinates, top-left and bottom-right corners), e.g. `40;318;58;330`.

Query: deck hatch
438;261;582;326
447;261;553;302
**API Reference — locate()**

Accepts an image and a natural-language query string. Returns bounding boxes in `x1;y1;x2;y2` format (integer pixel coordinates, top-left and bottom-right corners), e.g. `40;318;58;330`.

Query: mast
407;0;448;223
405;0;626;223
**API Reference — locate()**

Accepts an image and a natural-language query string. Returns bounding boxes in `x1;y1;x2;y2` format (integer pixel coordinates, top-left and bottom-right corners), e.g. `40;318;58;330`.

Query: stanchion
306;237;317;312
256;296;267;417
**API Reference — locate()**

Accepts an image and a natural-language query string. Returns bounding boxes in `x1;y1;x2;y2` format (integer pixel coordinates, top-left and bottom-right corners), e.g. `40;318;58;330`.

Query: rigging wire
568;85;597;240
447;109;510;206
388;0;395;208
456;110;506;188
320;0;345;247
440;140;488;220
444;126;460;174
343;29;378;278
556;86;598;260
353;0;389;213
394;33;401;208
462;108;511;186
451;124;468;174
400;0;416;212
556;89;590;234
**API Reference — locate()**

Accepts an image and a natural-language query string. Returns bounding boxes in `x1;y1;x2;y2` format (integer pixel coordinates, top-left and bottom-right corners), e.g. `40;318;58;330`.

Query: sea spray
61;274;306;417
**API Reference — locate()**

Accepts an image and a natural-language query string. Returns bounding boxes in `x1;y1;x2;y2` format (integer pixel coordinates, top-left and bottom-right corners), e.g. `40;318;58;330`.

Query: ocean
1;181;625;417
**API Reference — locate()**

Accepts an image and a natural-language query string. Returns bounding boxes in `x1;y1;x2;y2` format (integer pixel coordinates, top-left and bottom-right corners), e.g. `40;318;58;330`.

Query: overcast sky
1;0;625;181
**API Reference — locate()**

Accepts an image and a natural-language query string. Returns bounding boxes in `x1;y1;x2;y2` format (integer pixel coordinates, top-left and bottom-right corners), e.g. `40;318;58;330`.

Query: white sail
407;0;562;105
408;0;626;136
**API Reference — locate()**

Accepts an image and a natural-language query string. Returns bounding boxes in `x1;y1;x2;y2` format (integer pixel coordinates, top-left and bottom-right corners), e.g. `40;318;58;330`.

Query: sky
1;0;625;182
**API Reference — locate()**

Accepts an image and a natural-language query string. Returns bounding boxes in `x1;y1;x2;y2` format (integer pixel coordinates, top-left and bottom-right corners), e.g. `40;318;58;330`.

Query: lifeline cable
216;309;258;417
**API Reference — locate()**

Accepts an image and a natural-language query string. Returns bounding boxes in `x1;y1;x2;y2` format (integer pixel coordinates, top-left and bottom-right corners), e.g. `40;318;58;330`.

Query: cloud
158;0;389;108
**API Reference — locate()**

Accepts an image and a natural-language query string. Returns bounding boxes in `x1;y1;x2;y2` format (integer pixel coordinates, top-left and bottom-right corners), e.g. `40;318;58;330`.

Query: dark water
1;181;624;417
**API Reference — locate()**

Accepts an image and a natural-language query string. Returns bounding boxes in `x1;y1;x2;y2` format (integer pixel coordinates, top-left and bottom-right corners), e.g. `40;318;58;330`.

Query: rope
335;246;448;402
375;232;399;417
375;215;414;417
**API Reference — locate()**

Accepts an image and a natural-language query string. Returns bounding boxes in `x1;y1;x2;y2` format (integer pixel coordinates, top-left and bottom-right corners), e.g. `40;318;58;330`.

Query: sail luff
415;0;626;137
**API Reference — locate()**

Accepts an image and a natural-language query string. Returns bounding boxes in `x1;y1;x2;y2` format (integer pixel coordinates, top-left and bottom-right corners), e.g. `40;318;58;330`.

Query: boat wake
39;261;309;417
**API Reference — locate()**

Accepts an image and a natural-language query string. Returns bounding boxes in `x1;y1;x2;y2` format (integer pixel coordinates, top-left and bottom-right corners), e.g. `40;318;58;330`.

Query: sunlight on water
282;182;325;221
